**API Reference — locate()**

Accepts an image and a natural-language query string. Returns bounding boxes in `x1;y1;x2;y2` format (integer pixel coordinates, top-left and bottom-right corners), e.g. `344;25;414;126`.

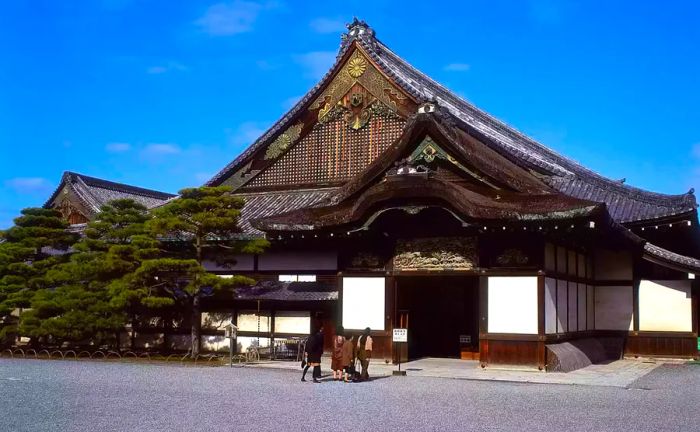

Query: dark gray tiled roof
45;172;176;214
236;188;335;235
359;31;696;223
207;20;696;224
235;280;337;301
643;242;700;273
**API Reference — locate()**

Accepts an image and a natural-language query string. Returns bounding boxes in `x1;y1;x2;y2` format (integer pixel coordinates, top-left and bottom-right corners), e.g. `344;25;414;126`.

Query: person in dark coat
301;327;324;383
356;327;373;381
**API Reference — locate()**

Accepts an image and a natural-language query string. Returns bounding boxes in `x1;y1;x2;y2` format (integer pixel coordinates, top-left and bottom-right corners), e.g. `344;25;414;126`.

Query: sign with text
393;328;408;343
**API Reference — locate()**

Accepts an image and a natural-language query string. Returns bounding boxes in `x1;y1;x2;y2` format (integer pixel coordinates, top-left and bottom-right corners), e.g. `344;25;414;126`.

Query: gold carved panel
310;49;407;123
393;237;477;271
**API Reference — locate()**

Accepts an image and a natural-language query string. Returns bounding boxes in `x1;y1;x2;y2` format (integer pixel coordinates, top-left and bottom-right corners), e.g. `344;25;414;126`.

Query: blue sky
1;1;699;228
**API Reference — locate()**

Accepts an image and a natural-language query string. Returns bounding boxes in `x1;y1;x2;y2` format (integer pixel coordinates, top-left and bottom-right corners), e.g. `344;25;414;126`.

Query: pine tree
137;186;268;356
22;199;156;348
0;208;78;346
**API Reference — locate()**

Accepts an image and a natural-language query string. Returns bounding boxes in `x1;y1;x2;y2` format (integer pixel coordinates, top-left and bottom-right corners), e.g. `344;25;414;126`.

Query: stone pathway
249;356;664;388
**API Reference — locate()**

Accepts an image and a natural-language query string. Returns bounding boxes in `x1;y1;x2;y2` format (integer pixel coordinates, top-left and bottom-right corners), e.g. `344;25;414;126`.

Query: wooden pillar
537;272;546;370
632;259;641;332
386;274;396;364
692;279;699;360
270;309;276;360
337;271;344;330
478;275;488;367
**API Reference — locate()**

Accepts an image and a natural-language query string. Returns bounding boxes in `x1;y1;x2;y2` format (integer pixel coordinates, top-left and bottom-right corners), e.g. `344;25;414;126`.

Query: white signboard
393;328;408;343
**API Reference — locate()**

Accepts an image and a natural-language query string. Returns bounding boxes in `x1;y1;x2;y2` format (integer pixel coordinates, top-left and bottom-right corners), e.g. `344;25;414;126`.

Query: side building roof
44;171;177;215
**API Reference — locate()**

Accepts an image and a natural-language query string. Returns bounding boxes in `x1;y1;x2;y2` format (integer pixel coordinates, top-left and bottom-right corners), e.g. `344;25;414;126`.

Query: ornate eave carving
393;237;477;271
264;123;303;160
310;50;407;125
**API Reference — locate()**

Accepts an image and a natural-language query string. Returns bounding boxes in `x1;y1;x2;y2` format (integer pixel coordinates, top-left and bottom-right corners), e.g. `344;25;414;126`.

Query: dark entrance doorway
396;276;479;360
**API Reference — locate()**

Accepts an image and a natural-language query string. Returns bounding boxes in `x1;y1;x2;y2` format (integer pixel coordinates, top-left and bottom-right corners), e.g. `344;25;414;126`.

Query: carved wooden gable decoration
52;186;91;224
238;48;414;191
393;237;478;271
407;136;502;190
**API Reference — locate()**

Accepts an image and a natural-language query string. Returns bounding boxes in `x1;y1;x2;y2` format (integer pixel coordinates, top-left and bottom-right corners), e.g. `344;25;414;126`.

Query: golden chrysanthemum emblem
347;56;367;78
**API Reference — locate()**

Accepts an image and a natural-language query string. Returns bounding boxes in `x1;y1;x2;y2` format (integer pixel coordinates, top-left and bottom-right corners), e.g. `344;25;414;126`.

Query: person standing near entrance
302;327;324;383
331;326;346;381
341;333;355;383
356;327;373;381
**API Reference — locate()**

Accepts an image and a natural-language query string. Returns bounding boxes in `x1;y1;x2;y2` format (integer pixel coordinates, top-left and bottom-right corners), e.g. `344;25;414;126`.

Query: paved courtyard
1;359;698;432
253;356;664;387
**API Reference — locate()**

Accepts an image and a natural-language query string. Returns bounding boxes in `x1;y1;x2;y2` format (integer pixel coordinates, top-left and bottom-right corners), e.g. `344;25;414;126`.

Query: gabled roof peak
345;17;374;38
340;17;376;52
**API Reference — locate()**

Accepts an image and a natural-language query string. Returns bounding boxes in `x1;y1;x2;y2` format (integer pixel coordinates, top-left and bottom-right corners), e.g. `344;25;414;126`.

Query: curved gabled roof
207;18;696;224
44;171;176;214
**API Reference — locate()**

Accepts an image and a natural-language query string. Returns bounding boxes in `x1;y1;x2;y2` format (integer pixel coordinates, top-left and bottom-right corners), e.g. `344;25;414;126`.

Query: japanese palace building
46;20;699;368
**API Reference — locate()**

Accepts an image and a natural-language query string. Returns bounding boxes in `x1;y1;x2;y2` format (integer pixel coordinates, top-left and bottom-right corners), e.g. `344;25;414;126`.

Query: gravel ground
0;359;698;432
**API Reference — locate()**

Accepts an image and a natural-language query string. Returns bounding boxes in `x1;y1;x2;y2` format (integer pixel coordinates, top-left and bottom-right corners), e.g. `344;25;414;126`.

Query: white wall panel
274;311;311;334
237;311;271;332
577;284;587;331
595;286;633;330
568;282;578;331
487;276;538;334
545;278;557;334
342;277;385;331
639;280;692;332
586;285;595;330
557;279;568;333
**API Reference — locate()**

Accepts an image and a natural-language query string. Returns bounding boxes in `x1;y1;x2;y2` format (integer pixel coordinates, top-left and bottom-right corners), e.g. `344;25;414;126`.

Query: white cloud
443;63;470;72
309;17;345;34
5;177;53;194
105;142;131;153
195;1;265;36
140;143;181;161
146;61;188;75
294;51;336;80
228;121;269;146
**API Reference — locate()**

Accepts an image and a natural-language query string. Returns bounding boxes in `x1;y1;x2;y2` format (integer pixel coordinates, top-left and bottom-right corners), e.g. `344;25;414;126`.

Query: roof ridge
65;171;176;199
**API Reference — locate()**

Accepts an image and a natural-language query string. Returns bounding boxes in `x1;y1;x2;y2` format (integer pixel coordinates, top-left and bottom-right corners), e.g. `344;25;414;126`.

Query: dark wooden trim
625;332;697;358
482;339;539;366
629;331;697;337
537;274;546;369
595;279;635;286
337;271;343;329
479;276;488;335
632;277;640;333
480;333;539;342
478;276;488;366
692;280;698;336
